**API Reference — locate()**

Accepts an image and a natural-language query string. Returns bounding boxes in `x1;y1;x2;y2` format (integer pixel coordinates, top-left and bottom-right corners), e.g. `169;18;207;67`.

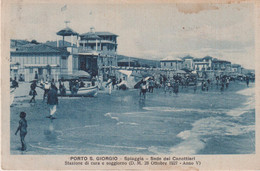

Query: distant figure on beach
29;80;37;103
173;81;179;95
79;80;85;88
193;82;197;93
46;85;58;119
106;77;113;95
15;112;27;151
164;81;171;94
112;77;117;89
117;77;128;90
91;76;96;86
216;76;219;88
11;78;19;88
140;81;147;99
43;81;51;101
148;78;154;93
201;81;205;91
206;81;209;92
59;80;66;95
226;77;230;89
246;76;250;87
220;81;225;92
34;71;38;81
51;78;56;87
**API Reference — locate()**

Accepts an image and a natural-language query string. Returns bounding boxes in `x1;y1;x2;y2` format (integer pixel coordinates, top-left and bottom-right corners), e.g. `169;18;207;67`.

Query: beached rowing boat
10;88;15;105
58;86;98;97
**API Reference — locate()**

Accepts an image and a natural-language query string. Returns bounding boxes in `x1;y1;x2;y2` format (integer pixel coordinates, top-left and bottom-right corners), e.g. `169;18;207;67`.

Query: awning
175;70;186;74
117;70;132;77
78;52;100;56
11;66;19;70
24;64;60;68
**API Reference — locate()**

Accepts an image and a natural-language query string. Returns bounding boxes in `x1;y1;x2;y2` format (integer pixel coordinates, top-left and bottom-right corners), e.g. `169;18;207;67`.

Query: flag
61;5;67;12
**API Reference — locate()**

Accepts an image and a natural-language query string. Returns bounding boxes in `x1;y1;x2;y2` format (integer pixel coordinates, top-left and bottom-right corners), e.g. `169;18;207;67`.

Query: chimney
90;27;95;33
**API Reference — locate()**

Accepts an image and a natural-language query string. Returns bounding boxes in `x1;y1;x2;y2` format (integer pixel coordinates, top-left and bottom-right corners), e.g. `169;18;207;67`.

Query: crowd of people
136;72;253;99
28;78;59;119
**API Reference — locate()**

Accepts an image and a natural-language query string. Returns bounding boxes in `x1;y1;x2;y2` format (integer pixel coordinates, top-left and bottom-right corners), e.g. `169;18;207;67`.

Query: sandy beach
10;81;255;155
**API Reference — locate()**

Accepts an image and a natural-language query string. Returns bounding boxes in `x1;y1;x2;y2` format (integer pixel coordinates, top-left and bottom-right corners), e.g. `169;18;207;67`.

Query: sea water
10;82;255;155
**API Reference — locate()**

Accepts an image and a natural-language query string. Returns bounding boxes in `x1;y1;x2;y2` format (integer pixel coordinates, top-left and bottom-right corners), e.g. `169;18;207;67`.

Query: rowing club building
10;27;118;81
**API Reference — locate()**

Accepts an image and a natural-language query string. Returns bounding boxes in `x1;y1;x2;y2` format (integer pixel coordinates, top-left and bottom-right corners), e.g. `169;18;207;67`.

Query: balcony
77;47;117;57
79;40;117;45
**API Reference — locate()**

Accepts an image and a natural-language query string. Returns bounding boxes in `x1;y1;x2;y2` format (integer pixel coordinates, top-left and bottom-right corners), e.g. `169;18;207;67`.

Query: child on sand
15;112;27;151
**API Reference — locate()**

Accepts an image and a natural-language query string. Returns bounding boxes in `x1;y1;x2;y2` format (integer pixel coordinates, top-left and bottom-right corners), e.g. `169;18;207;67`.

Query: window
29;68;33;73
171;62;173;66
164;63;166;66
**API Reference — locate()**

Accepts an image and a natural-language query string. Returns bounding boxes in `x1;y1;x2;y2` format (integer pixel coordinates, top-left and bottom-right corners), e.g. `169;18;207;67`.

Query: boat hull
10;88;15;105
58;86;98;97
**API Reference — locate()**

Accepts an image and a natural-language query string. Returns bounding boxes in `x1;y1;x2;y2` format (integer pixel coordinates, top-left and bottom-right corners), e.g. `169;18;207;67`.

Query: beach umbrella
144;76;151;81
175;70;186;74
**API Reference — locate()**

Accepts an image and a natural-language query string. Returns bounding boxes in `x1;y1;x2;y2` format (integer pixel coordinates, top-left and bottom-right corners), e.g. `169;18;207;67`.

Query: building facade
160;57;183;70
10;27;119;82
78;27;118;78
10;42;69;81
231;64;242;74
193;56;213;71
182;55;194;70
212;59;232;72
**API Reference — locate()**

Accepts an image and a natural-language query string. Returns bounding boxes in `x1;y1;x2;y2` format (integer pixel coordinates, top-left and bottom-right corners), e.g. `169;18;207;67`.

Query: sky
9;2;255;69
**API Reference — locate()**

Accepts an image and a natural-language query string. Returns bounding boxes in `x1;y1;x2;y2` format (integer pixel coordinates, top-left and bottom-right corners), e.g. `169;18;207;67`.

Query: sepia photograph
1;0;260;170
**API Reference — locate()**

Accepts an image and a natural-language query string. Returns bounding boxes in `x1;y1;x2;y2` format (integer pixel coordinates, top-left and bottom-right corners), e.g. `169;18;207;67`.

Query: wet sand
10;81;255;155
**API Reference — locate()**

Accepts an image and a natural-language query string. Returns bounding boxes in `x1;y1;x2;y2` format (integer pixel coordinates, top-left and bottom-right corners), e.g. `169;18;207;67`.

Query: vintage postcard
1;0;260;170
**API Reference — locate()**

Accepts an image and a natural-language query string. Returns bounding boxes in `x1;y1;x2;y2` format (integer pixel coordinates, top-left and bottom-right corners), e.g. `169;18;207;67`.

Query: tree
31;40;39;44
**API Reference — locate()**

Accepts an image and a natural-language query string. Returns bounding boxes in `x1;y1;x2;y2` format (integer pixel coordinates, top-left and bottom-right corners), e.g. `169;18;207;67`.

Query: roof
231;64;241;67
80;32;101;40
193;58;203;61
182;55;194;60
24;64;60;68
161;56;183;62
11;43;69;54
212;59;231;63
96;32;118;37
45;40;76;47
10;39;32;48
80;31;118;38
203;56;213;60
57;27;79;36
117;58;137;63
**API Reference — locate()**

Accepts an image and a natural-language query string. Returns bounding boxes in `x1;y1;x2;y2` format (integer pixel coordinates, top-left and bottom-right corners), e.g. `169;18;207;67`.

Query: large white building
10;27;119;82
78;27;118;79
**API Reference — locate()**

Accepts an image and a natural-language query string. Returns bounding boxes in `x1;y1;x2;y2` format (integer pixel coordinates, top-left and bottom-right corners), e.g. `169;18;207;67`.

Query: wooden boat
10;88;15;105
58;86;98;97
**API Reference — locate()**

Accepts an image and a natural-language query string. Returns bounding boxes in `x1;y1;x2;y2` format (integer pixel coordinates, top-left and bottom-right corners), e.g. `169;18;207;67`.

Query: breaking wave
170;116;255;155
143;106;227;114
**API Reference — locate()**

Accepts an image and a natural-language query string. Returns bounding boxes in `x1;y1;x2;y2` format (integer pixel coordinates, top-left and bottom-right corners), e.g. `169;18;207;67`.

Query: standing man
246;76;250;87
29;80;37;103
106;77;113;95
43;81;51;101
34;71;39;82
46;85;58;119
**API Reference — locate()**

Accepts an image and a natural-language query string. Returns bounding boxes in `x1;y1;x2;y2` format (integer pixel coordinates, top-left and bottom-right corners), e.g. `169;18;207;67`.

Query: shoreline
10;81;255;155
